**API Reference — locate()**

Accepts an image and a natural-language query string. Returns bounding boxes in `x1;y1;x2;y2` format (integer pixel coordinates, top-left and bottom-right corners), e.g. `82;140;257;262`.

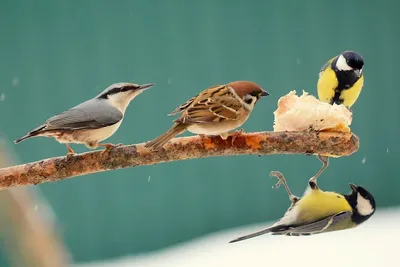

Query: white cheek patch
244;95;257;104
241;95;256;111
336;54;352;71
356;193;374;216
108;91;142;113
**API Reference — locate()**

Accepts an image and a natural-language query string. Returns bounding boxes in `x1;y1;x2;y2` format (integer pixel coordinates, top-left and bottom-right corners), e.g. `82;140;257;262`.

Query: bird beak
259;90;269;97
138;83;155;90
349;183;358;192
354;69;362;77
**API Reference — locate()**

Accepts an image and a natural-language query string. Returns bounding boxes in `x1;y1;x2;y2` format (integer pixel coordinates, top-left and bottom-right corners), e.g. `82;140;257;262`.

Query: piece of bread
273;90;352;132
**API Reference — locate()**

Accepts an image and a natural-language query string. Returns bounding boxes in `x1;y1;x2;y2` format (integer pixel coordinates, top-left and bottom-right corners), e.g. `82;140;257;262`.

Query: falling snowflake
0;94;5;101
296;58;302;65
12;76;19;87
386;148;389;153
148;176;151;182
167;78;173;84
362;157;367;164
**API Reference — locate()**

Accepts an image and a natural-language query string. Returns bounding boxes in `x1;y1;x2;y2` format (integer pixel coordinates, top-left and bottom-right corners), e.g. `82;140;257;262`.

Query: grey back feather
43;99;123;131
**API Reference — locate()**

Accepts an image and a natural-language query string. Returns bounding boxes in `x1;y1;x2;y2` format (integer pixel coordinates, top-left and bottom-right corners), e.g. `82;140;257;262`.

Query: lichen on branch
0;131;359;190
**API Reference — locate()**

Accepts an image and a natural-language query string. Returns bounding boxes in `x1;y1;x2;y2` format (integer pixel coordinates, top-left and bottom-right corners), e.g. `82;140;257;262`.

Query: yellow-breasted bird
230;156;376;243
317;51;364;108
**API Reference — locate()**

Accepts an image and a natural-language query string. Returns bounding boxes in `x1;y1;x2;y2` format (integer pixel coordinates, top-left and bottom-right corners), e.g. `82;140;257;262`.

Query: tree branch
0;131;359;189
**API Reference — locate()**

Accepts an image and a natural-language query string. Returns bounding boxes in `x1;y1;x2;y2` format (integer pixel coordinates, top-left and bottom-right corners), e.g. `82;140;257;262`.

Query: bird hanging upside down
230;156;376;243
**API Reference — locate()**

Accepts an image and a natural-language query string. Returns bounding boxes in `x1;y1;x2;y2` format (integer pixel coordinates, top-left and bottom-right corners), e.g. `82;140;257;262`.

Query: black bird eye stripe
97;85;139;98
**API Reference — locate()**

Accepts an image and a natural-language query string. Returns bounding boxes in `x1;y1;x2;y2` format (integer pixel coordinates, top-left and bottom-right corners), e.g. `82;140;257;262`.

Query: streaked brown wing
176;85;242;124
168;96;197;116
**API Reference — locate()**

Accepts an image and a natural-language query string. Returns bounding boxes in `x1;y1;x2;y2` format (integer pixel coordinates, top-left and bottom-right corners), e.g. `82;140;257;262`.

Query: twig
0;131;359;189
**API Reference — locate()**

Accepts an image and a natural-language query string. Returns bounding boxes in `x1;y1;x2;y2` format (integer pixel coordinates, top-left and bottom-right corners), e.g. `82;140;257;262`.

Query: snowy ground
75;207;400;267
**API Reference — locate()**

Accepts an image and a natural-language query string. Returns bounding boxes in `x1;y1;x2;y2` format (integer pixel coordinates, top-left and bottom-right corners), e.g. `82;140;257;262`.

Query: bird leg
309;155;329;184
99;143;123;154
219;132;229;140
65;144;75;156
228;128;245;145
270;171;299;203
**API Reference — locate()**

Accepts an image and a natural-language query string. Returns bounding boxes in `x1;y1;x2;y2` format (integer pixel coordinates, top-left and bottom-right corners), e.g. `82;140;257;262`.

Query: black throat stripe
330;58;361;105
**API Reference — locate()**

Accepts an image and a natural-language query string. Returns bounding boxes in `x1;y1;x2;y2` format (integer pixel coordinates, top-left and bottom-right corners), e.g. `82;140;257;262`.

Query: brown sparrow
145;80;269;149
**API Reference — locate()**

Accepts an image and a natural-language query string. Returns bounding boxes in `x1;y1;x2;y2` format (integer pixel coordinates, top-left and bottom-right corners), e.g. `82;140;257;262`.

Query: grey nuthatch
14;82;155;155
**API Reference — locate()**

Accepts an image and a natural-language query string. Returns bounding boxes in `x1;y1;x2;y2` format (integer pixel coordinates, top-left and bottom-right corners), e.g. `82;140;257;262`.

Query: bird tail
229;227;273;243
145;124;187;150
14;125;46;144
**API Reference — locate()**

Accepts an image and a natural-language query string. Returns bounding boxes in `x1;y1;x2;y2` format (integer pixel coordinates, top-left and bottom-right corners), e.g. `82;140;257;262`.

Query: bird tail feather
145;124;187;149
229;227;273;243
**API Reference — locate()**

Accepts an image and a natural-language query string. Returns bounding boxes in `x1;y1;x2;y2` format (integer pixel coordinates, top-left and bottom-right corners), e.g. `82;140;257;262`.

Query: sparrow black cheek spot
245;99;253;104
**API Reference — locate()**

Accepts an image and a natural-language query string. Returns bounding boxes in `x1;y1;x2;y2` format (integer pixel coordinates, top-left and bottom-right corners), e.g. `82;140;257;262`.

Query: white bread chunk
273;90;352;132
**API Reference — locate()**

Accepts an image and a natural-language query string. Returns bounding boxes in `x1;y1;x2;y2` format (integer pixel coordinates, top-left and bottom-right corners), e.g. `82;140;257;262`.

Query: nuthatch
14;82;155;155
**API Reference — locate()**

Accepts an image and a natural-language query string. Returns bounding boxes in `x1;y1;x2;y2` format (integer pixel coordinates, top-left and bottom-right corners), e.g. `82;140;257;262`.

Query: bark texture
0;131;359;189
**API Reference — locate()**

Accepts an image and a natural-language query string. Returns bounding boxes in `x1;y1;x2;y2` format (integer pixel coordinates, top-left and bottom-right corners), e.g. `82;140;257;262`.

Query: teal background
0;0;399;265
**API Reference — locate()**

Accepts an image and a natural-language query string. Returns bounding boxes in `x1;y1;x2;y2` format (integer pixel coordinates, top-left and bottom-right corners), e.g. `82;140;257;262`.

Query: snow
73;207;400;267
362;156;367;164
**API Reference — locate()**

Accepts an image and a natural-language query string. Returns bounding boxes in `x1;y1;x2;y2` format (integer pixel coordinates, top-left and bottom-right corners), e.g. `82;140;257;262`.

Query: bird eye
245;98;253;104
250;91;259;97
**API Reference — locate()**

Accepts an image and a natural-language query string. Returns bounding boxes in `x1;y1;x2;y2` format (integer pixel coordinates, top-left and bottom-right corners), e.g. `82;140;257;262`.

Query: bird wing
270;211;352;236
168;95;197;116
318;57;336;77
317;56;338;103
43;99;123;131
175;84;243;124
229;211;352;243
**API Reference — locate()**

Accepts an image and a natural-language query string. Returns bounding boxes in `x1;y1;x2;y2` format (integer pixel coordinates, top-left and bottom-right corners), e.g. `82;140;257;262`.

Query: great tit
230;156;376;243
317;51;364;108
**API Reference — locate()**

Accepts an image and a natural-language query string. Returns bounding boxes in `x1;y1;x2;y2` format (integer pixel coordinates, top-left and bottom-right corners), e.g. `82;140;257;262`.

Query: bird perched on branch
14;82;155;155
317;51;364;108
145;80;269;150
230;156;375;243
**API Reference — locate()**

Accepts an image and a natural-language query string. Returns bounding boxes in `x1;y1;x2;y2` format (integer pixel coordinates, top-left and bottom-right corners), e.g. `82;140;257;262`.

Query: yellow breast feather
296;188;352;223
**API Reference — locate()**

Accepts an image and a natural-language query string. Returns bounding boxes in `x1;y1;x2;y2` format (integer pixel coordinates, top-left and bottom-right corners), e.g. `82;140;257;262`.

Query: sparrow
145;80;269;149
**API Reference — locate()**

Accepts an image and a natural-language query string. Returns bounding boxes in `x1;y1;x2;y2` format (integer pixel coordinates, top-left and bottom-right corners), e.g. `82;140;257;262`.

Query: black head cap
342;51;364;70
345;183;376;225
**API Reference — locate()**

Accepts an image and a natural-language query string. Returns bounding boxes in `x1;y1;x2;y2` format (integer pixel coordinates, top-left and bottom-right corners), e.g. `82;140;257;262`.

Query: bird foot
270;171;285;188
229;128;245;145
269;171;299;203
65;144;76;157
99;143;123;154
